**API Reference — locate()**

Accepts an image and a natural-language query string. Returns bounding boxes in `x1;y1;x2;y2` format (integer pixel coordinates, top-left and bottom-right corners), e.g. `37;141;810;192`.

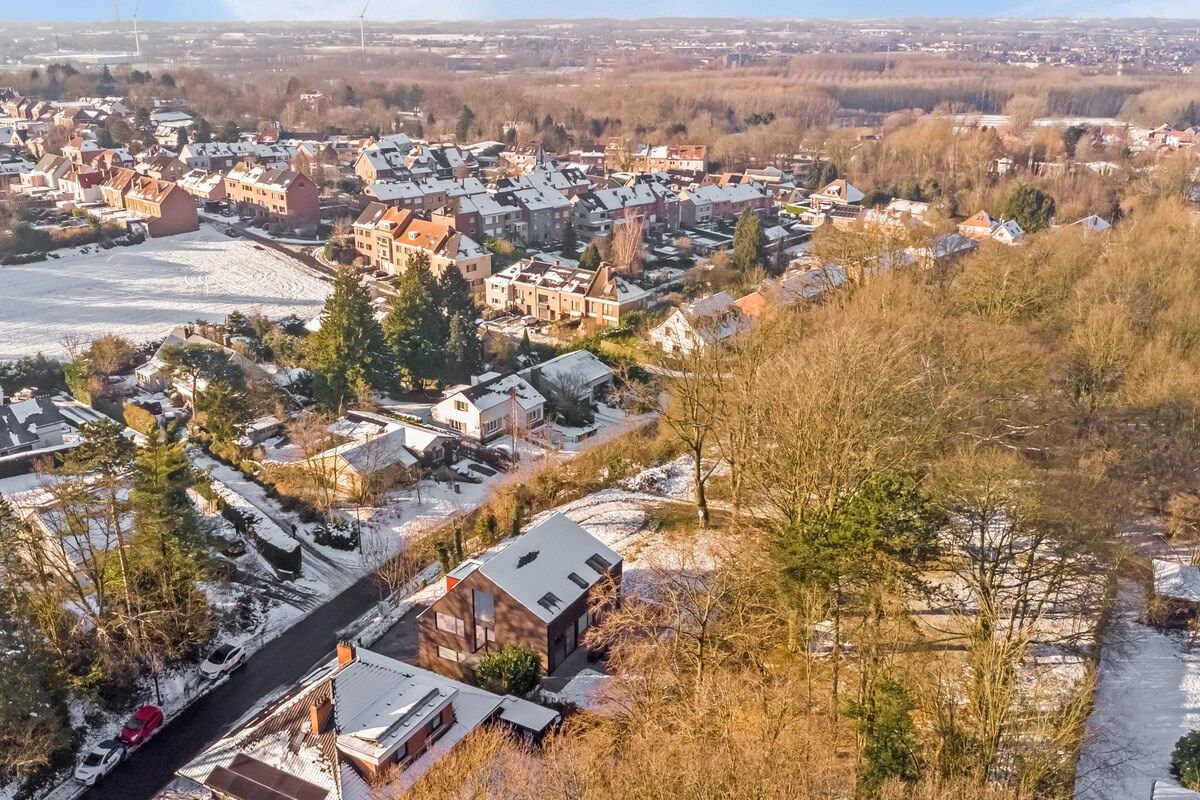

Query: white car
73;739;125;785
199;642;246;680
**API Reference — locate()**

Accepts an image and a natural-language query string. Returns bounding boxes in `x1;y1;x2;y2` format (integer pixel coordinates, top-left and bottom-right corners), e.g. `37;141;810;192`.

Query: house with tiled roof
352;203;491;295
679;180;773;226
176;169;227;202
175;643;557;798
808;179;866;211
419;513;622;681
625;142;708;173
352;133;415;183
122;175;199;237
224;161;320;234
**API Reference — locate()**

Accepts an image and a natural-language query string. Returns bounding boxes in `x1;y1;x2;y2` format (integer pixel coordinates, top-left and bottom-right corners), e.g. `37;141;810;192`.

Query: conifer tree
308;267;393;411
579;240;602;271
731;209;767;274
383;254;445;390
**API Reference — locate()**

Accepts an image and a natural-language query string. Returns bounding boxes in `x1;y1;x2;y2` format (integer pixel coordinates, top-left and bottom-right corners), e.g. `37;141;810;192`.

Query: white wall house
432;374;546;442
648;292;751;356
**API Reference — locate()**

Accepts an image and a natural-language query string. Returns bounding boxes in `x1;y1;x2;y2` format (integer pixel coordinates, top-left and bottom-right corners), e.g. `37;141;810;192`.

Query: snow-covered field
0;225;330;361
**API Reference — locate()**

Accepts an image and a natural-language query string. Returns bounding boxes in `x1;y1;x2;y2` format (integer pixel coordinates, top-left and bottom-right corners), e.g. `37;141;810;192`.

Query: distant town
2;15;1200;800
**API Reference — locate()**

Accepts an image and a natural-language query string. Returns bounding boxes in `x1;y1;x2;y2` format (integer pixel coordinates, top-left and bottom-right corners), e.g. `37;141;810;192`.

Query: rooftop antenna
132;2;141;57
359;1;370;53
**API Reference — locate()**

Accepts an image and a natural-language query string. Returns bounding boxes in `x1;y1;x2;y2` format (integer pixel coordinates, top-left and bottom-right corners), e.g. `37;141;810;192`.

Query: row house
485;260;649;328
61;137;104;166
178;141;296;173
55;164;105;204
134;153;189;182
353;203;492;295
353;133;415;183
99;168;198;237
497;143;551;173
432;192;522;242
363;176;487;214
18;154;72;192
418;513;622;680
53;105;108;129
678;181;773;226
93;148;135;171
493;182;573;245
626;143;709;173
3;97;53;121
405;143;478;181
224;161;321;235
176;169;227;203
572;175;679;237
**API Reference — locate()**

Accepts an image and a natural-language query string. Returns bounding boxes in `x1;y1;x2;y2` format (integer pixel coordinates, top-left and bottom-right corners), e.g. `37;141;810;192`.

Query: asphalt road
83;574;380;800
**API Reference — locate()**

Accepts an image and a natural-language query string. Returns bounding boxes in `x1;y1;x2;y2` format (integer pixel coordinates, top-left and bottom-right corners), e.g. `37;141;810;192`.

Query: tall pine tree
445;312;483;384
383;254;445;390
731;209;767;274
308;267;393;411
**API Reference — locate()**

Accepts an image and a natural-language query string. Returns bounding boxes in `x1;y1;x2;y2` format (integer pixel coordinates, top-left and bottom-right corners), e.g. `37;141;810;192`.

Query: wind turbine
132;2;141;57
359;1;369;53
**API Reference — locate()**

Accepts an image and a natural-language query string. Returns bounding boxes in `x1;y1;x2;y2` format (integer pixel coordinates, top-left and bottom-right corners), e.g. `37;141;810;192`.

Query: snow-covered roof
1154;559;1200;603
455;373;545;414
477;512;622;623
526;350;613;388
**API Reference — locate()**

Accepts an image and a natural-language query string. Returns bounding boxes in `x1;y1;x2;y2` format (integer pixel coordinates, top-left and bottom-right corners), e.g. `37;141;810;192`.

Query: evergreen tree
131;426;214;662
1000;183;1056;233
455;106;476;142
196;380;250;446
445;312;483;383
561;218;577;253
383;254;445;389
579;240;602;271
518;329;534;361
731;209;767;274
436;265;478;322
308;267;393;411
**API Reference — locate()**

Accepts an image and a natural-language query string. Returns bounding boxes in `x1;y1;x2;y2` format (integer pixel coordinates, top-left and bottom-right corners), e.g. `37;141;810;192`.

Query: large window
473;590;494;624
436;612;465;636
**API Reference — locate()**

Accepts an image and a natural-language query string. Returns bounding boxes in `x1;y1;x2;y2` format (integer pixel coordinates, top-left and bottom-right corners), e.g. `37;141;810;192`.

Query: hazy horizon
7;0;1200;23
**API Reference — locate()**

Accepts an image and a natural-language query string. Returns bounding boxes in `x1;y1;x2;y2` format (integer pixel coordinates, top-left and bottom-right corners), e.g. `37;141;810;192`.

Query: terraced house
224;161;320;235
485;259;649;328
353;203;491;297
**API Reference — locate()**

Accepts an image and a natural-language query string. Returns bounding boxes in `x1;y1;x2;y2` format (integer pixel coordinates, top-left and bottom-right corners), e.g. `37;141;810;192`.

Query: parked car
73;740;125;785
119;705;164;747
200;642;246;680
223;227;240;237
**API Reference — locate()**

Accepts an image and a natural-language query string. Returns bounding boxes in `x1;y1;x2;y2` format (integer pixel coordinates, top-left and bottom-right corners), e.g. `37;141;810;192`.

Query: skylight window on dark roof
567;572;588;589
537;592;562;612
585;554;612;574
516;550;539;568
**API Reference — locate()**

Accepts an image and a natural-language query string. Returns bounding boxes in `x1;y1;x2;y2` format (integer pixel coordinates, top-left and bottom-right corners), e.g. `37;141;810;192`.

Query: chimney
309;698;333;734
336;641;356;670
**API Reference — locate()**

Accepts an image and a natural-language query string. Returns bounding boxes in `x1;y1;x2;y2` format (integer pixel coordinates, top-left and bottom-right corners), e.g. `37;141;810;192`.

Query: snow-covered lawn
0;224;330;361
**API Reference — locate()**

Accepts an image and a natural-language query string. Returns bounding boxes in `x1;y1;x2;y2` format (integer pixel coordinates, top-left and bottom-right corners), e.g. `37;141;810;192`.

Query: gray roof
0;397;62;453
478;513;622;623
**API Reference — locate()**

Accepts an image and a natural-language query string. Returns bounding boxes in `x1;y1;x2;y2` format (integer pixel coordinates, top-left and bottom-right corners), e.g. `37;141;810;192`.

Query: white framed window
437;645;466;663
436;612;465;636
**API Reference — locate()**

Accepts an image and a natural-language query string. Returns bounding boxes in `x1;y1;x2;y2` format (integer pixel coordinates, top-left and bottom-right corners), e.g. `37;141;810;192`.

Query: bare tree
608;211;645;276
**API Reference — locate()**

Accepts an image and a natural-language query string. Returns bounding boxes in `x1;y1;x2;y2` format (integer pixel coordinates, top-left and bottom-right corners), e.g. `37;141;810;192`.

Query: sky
7;0;1195;22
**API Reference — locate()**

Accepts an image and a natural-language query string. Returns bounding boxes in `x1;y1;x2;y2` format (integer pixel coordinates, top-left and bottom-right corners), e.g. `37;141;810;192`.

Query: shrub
313;520;359;551
1174;732;1200;789
122;402;159;435
475;643;542;695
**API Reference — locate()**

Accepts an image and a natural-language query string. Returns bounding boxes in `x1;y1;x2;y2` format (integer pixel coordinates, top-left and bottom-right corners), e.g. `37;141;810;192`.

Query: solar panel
206;754;328;800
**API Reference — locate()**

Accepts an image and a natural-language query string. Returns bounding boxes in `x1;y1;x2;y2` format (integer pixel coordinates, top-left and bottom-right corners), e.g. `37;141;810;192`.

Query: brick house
352;203;491;296
485;260;649;328
224;161;320;235
418;513;622;682
121;175;199;237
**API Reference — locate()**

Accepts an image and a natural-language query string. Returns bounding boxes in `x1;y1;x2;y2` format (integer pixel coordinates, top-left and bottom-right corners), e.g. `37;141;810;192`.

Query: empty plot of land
0;225;330;360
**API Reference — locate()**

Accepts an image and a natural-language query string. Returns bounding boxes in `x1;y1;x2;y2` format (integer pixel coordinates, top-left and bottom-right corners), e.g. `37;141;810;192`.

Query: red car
119;705;164;747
